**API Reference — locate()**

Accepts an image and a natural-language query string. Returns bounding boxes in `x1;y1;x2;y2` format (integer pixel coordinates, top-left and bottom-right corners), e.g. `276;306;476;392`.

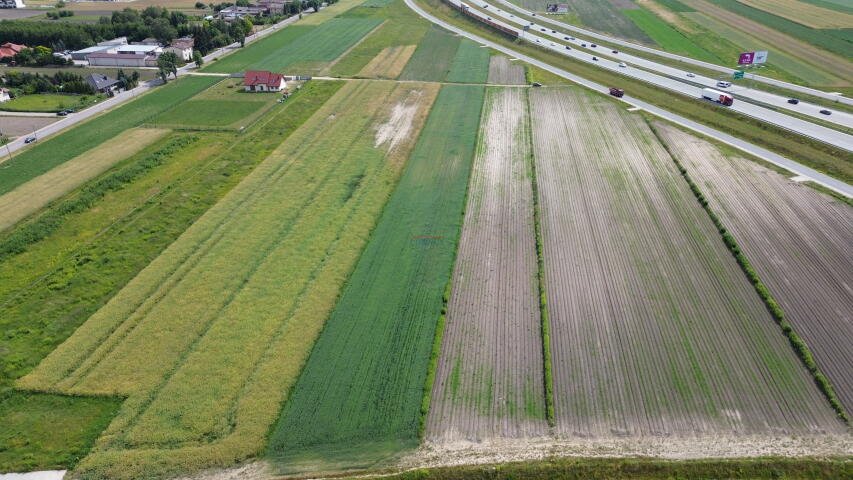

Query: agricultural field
18;80;437;479
655;123;853;413
528;87;844;437
267;85;485;473
0;115;57;140
511;0;654;44
738;0;853;30
445;39;491;83
622;8;719;62
0;127;169;232
202;17;382;74
487;56;526;85
358;45;418;78
426;87;547;442
0;75;219;196
0;93;103;113
399;26;462;81
0;81;342;473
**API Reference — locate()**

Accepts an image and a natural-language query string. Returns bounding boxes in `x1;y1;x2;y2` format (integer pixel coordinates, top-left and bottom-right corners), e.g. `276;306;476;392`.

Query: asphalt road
493;0;853;108
404;0;853;198
456;0;853;151
479;1;853;130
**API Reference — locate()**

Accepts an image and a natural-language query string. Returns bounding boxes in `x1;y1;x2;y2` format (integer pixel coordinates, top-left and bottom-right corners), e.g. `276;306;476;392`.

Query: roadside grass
0;75;220;196
203;17;382;73
622;8;719;63
267;84;484;474
399;25;461;81
515;0;653;45
359;456;853;480
417;0;853;184
0;81;341;473
148;80;279;130
0;93;103;113
445;39;491;83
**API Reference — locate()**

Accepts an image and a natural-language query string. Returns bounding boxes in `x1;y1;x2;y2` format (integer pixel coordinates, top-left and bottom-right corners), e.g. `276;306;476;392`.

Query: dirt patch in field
487;56;526;85
0;115;58;139
0;127;169;232
359;45;418;79
374;89;428;152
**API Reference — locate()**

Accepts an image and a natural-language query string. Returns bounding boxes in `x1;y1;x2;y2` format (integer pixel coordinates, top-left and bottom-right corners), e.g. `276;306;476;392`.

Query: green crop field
0;93;102;113
149;79;279;129
623;8;719;63
655;0;694;12
18;80;438;480
203;17;382;73
513;0;653;44
445;39;491;83
267;84;485;473
399;25;462;81
0;81;342;473
0;76;219;197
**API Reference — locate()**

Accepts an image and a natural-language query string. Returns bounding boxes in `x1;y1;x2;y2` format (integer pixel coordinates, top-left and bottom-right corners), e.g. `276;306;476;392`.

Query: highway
493;0;853;108
403;0;853;198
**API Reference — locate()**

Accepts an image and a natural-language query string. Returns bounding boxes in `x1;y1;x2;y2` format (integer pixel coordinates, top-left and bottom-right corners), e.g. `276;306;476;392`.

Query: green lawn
445;39;490;83
0;76;220;196
149;79;279;129
399;25;461;81
267;84;485;473
203;17;382;73
622;8;719;63
0;93;101;113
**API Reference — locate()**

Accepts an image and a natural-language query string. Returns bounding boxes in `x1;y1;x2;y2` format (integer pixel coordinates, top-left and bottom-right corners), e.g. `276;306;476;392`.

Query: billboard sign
738;51;755;65
753;50;768;64
733;70;744;79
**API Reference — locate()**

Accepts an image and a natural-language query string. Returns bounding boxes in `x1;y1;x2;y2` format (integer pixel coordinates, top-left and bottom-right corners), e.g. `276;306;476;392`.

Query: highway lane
474;1;853;130
492;0;853;108
403;0;852;198
450;0;853;151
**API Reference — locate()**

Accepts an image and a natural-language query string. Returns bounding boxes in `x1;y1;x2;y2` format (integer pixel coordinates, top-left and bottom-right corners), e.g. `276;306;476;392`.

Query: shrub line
648;120;849;424
524;88;554;426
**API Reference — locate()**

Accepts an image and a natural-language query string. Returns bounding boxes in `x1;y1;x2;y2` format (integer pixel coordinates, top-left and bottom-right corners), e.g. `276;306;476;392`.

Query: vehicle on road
618;62;627;68
788;98;799;104
591;44;597;47
612;50;618;54
686;72;695;78
550;42;556;46
564;36;570;40
24;136;37;144
532;82;542;87
716;81;732;88
592;56;598;61
581;43;587;47
702;88;734;106
820;109;832;115
565;45;572;50
57;110;68;116
609;87;624;98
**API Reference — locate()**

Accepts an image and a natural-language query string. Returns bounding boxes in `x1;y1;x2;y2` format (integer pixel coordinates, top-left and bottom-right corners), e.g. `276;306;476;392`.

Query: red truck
609;87;624;98
702;88;734;106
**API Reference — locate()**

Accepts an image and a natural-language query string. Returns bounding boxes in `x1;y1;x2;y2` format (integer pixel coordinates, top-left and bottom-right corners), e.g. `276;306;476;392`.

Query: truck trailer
701;88;734;106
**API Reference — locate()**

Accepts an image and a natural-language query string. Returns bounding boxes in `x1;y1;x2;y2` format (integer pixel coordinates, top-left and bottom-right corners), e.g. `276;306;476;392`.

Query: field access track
530;87;844;438
19;79;437;480
427;87;547;441
268;85;485;472
656;123;853;413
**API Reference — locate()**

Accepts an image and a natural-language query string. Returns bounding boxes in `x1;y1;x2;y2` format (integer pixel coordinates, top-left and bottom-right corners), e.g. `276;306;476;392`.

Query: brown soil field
0;115;57;139
656;122;853;413
528;87;845;438
0;127;169;232
684;0;853;82
427;87;547;442
359;45;418;79
739;0;853;30
486;56;526;85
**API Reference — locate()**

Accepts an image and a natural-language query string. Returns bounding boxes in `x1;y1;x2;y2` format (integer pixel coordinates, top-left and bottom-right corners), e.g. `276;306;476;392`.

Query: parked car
787;98;799;104
820;109;832;115
618;62;627;68
686;72;695;78
609;87;624;98
24;136;37;144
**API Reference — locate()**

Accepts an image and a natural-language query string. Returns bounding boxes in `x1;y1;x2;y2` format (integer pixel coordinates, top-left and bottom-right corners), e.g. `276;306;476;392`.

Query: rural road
492;0;853;108
404;0;853;198
478;0;853;130
450;0;853;151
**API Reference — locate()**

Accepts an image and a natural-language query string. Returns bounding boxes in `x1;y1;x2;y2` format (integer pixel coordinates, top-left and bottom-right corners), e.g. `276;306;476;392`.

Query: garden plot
655;123;853;413
359;45;418;78
487;56;526;85
19;79;438;480
529;87;844;438
427;87;546;442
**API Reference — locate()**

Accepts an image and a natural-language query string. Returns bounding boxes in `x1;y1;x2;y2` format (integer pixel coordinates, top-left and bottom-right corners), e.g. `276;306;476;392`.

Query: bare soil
486;56;526;86
0;115;57;139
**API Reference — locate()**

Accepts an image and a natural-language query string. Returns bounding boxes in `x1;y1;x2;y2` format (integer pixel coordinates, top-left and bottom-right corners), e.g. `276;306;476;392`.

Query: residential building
0;88;10;103
257;0;289;15
218;5;266;20
166;37;194;62
243;70;286;92
85;73;121;95
0;42;25;62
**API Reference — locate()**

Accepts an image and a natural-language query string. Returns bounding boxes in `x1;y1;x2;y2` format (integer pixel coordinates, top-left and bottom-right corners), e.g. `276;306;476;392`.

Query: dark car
24;136;37;144
540;28;546;31
591;43;597;47
531;82;542;87
592;56;598;61
820;109;832;115
57;110;68;116
609;87;624;98
612;50;618;54
581;43;587;47
551;30;556;33
565;45;572;50
564;36;570;40
787;98;799;104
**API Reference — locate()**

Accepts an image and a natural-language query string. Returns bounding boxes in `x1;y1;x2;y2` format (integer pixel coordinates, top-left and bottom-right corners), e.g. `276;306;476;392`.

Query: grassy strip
523;88;554;426
358;456;853;479
649;120;849;424
622;8;718;62
0;76;219;196
417;0;853;183
0;135;198;262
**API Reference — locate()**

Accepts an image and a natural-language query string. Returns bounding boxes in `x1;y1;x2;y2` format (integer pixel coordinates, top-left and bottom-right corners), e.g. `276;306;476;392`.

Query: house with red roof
0;42;26;62
243;70;286;92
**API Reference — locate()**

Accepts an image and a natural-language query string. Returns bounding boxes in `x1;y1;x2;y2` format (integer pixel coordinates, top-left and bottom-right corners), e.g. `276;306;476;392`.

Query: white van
716;81;732;88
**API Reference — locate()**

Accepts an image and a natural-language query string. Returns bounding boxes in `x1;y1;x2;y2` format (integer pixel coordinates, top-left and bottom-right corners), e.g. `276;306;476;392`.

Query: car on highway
581;43;587;47
592;56;598;61
532;82;542;87
591;44;597;47
550;42;556;46
716;81;732;88
565;45;572;50
612;50;618;54
686;72;696;78
820;109;832;115
24;136;37;144
540;28;546;31
609;87;624;98
564;36;570;40
788;98;799;104
551;30;556;33
618;62;627;68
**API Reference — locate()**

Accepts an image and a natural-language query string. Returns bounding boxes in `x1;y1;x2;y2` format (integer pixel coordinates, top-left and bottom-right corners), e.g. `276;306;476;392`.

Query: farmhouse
0;42;25;62
244;70;286;92
166;37;194;62
218;5;266;20
85;73;121;95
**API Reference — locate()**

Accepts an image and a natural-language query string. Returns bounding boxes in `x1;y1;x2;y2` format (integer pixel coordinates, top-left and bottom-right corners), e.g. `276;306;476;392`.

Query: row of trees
2;70;94;95
10;46;72;67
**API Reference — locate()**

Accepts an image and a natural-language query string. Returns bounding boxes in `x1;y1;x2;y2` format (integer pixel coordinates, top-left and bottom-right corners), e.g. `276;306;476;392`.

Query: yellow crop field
739;0;853;29
18;79;439;480
358;45;418;78
0;128;168;232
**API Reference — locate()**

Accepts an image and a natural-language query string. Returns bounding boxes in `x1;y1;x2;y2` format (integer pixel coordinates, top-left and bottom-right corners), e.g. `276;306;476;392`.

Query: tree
157;51;180;82
151;18;177;44
192;49;204;67
195;1;206;8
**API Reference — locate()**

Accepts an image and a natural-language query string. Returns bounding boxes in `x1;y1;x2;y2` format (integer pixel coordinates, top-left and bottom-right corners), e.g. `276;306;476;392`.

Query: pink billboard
738;51;755;65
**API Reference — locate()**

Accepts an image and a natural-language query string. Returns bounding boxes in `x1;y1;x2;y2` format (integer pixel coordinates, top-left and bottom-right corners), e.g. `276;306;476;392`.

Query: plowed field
487;56;526;85
426;87;547;442
656;123;853;413
529;87;844;438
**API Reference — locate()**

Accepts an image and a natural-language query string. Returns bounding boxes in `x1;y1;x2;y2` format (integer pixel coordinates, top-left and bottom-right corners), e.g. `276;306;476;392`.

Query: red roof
0;42;26;60
244;70;283;88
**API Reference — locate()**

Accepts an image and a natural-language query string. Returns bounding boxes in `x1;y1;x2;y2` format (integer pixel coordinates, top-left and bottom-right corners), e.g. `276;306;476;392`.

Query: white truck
702;88;734;106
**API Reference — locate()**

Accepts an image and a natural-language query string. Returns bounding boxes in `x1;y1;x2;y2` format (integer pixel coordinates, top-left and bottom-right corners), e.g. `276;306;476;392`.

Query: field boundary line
524;88;554;427
648;120;850;425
